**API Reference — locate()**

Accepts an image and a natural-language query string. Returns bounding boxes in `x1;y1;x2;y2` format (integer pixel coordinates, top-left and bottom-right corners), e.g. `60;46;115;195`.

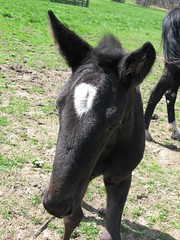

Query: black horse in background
145;8;180;141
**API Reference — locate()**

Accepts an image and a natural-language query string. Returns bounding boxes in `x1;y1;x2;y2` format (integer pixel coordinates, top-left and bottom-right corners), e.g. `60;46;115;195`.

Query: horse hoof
168;123;174;132
100;230;112;240
171;132;180;141
145;129;152;141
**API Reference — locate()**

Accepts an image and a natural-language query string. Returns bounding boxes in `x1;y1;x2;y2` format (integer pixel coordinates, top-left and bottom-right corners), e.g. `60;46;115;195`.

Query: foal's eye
108;121;119;131
55;99;63;112
56;103;61;112
109;126;115;131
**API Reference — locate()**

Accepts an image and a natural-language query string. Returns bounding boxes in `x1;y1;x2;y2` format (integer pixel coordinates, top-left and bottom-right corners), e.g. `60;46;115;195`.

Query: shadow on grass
152;139;180;152
82;201;176;240
121;219;176;240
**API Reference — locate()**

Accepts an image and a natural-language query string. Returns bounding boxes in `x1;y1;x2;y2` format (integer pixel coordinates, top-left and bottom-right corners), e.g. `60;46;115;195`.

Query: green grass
0;116;9;126
132;206;141;220
33;218;42;224
0;154;26;170
0;0;166;70
31;194;41;206
1;96;29;119
79;221;100;239
38;101;56;115
27;86;44;94
0;207;12;219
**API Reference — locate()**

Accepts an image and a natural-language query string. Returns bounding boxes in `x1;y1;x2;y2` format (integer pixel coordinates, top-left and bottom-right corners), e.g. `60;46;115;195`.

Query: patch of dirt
0;64;180;240
146;141;180;169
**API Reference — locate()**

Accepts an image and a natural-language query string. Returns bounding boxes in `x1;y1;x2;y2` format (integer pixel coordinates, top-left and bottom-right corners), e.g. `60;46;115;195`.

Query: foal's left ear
120;42;156;89
48;11;92;71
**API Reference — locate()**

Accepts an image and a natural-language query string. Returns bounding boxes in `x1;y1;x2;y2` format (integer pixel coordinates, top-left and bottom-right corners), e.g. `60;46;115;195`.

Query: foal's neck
120;88;135;138
124;88;134;120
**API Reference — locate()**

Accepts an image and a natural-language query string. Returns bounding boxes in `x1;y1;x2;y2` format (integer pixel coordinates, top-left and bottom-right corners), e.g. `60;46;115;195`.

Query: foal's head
43;11;155;218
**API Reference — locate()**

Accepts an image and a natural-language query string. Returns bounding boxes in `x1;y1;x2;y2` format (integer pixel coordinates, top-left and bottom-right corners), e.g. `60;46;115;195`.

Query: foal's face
44;63;127;218
43;11;156;218
58;64;127;138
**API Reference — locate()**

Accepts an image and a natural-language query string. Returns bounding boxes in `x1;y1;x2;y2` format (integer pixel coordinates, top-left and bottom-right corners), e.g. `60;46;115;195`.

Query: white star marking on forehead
74;83;97;117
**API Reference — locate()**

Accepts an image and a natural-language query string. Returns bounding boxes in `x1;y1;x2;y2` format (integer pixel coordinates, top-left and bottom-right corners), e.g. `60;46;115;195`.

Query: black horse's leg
63;202;83;240
100;175;132;240
144;70;169;141
62;180;90;240
165;82;180;140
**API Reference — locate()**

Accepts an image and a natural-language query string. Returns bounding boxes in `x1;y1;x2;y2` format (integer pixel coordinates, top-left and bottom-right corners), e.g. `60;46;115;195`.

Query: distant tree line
135;0;180;9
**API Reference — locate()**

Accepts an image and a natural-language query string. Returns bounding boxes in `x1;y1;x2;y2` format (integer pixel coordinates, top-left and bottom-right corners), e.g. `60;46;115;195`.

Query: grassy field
0;0;180;239
0;0;166;69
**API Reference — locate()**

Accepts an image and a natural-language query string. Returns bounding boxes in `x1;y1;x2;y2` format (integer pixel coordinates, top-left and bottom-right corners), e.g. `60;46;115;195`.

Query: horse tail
162;8;180;67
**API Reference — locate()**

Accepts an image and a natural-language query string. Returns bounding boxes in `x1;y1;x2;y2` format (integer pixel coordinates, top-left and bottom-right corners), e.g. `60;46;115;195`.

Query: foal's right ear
48;11;92;71
120;42;156;89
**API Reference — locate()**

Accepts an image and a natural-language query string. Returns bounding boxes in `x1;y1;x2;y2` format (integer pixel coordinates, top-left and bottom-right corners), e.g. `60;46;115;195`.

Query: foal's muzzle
43;190;73;218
